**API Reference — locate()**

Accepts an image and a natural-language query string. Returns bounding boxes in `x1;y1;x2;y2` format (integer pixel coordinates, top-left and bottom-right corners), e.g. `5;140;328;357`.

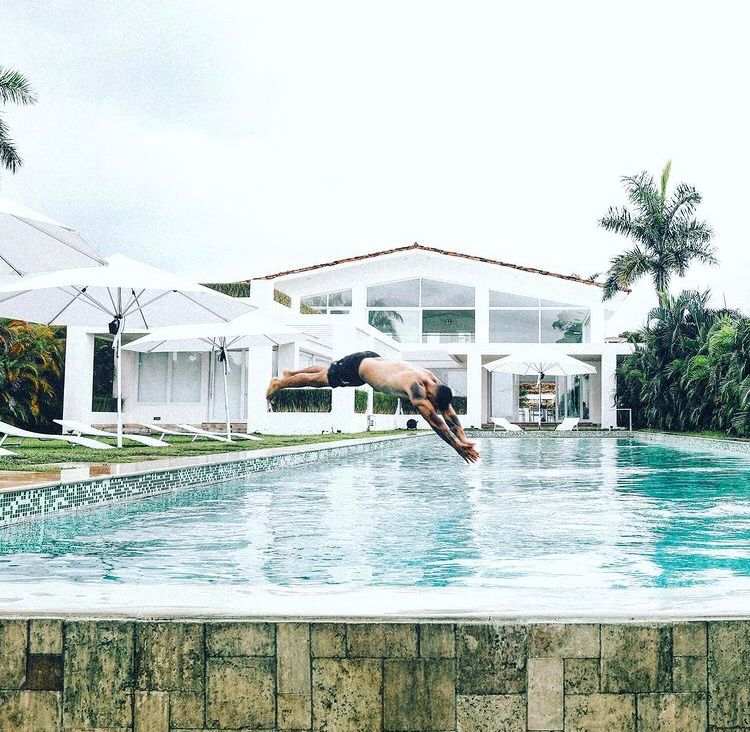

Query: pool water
3;437;750;616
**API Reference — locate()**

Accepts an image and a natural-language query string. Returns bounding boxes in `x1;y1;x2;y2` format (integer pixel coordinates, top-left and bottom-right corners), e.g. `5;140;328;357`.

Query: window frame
366;278;476;344
488;294;591;344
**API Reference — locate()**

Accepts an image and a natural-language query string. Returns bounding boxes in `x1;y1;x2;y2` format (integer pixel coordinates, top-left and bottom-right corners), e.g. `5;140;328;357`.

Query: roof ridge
247;242;618;290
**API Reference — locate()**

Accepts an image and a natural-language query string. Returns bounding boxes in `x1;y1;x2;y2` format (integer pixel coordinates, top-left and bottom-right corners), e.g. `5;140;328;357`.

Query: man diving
265;351;480;463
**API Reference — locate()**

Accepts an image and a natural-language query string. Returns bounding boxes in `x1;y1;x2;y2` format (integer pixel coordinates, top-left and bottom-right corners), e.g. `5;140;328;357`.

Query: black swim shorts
327;351;380;388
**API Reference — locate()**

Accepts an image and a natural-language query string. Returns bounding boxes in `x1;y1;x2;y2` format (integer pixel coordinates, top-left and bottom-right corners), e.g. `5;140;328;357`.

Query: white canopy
124;314;307;440
123;313;302;352
0;196;106;277
484;348;597;377
0;253;254;445
0;253;251;328
485;347;596;429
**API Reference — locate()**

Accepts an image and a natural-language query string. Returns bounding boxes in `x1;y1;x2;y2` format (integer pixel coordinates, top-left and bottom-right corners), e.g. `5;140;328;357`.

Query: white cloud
1;0;748;329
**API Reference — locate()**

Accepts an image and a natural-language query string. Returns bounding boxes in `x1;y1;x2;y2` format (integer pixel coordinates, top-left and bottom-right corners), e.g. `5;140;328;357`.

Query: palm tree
0;67;37;173
600;161;716;301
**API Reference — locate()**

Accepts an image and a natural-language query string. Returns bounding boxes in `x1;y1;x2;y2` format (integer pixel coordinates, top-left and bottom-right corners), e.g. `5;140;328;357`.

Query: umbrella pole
538;372;542;431
116;329;123;448
222;354;231;442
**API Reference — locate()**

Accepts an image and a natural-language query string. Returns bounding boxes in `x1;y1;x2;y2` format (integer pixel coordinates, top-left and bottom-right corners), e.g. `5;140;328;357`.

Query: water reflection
1;438;750;595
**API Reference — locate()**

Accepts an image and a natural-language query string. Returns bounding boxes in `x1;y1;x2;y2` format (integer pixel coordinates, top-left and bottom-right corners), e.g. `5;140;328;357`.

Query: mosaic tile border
636;429;750;455
0;434;422;529
467;428;634;438
0;617;737;731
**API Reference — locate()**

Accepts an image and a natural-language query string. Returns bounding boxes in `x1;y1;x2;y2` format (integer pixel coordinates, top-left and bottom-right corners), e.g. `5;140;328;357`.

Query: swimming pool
2;436;750;617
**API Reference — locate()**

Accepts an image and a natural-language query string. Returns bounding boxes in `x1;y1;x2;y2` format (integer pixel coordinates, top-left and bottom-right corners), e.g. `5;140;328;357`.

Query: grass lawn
0;430;407;472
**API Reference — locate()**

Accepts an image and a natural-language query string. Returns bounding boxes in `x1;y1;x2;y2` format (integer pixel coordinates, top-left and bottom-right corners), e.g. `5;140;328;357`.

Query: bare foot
282;369;293;377
265;378;281;401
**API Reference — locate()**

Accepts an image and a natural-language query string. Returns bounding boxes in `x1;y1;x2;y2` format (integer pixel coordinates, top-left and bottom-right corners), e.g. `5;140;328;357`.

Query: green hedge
372;392;467;414
271;389;332;413
355;390;368;413
271;388;467;415
92;396;118;413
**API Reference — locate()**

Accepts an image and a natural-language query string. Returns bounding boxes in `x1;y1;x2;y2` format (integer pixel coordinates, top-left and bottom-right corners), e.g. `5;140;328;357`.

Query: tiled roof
254;243;614;289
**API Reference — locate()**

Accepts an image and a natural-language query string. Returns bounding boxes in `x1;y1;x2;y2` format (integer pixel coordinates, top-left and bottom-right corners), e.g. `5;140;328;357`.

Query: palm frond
0;67;37;105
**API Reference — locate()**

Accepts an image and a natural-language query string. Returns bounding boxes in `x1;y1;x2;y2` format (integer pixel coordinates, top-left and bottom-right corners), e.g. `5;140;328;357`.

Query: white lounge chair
177;424;262;443
555;417;580;431
0;446;17;457
491;417;524;432
0;419;113;450
137;422;231;444
55;419;169;448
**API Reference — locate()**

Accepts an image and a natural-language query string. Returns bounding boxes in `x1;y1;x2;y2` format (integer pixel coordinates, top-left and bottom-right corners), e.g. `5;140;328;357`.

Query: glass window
422;309;475;343
489;291;539;307
301;290;352;313
540;297;579;308
368;309;420;342
300;294;326;309
137;353;169;402
170;352;202;402
489;309;539;342
327;289;352;307
367;279;420;307
421;279;474;307
540;309;589;343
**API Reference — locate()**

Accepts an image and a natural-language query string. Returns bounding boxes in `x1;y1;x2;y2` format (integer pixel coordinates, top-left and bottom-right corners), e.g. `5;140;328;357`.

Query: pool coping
0;432;428;528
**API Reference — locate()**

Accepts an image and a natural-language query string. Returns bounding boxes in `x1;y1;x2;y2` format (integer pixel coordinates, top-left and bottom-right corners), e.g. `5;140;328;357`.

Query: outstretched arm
412;398;479;464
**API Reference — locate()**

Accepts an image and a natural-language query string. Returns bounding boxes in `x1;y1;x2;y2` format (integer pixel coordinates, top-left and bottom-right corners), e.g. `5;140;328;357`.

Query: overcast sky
2;1;749;325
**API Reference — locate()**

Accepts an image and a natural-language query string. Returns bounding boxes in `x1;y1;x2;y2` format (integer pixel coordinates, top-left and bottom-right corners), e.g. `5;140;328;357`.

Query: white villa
62;244;634;434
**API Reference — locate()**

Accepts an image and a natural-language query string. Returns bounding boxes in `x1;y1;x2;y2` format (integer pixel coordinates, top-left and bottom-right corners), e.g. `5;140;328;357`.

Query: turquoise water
2;438;750;595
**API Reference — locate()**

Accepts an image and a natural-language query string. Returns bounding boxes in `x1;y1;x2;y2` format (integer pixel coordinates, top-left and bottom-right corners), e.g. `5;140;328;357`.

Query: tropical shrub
616;290;750;436
0;319;65;430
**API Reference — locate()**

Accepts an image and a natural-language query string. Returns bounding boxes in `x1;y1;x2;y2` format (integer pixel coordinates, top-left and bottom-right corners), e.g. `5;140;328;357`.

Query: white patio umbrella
124;314;306;440
0;253;253;446
484;347;596;429
0;196;106;277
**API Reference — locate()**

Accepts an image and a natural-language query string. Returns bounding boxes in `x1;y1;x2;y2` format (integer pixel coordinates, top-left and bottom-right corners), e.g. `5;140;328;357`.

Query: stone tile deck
0;618;730;731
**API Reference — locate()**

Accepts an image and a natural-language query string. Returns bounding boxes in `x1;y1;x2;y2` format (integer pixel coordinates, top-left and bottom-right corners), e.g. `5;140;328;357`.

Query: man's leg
266;365;329;400
282;365;327;377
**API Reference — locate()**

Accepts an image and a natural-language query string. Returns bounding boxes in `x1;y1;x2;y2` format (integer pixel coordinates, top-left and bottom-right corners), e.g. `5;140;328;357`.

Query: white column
475;285;489;345
249;279;275;308
276;342;296;375
466;352;483;429
350;284;368;329
600;350;617;428
330;322;357;432
63;327;95;423
247;345;274;433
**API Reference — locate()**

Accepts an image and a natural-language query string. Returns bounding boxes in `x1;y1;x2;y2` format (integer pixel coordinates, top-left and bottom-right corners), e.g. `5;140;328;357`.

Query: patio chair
555;417;580;431
0;419;114;450
491;417;524;432
0;446;17;457
177;424;262;443
55;419;169;448
137;422;231;444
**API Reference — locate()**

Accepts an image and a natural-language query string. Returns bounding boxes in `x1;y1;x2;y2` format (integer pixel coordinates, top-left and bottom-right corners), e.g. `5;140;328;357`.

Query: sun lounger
177;424;262;442
137;422;230;444
555;417;580;431
0;419;113;450
491;417;524;432
177;424;252;443
0;447;17;456
55;419;169;447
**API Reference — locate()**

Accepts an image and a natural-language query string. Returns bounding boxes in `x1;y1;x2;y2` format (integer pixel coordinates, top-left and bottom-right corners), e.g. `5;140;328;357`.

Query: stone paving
0;617;739;730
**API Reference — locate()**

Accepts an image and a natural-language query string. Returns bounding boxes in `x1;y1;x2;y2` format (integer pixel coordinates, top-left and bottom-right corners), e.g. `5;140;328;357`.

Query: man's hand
456;440;480;464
